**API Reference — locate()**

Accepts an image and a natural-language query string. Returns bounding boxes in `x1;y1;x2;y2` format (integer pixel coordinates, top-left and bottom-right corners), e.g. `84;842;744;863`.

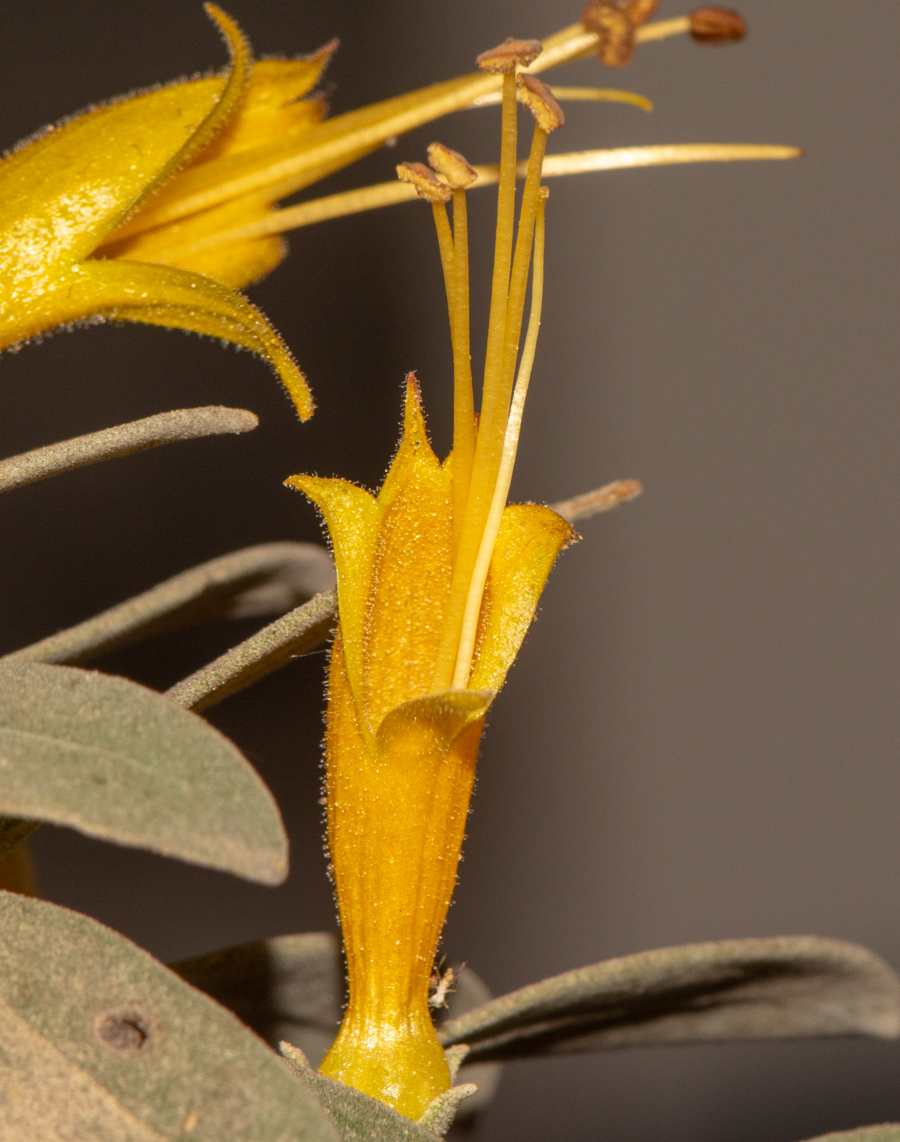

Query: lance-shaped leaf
438;937;900;1061
166;590;337;712
0;406;257;494
0;661;287;884
5;541;334;665
0;892;337;1142
171;932;500;1123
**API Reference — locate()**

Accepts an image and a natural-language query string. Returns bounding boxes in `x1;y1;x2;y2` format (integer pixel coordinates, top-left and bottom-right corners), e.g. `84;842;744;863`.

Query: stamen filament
452;193;547;688
431;200;457;333
545;86;653;111
635;15;692;43
496;126;548;468
431;69;519;690
100;14;690;247
470;85;652;112
153;145;799;259
483;71;520;415
442;126;549;688
450;188;475;560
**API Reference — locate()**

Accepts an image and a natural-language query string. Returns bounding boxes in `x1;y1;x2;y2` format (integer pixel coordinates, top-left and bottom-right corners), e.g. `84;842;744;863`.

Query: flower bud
427;143;478;189
689;7;747;43
396;161;453;203
476;37;543;73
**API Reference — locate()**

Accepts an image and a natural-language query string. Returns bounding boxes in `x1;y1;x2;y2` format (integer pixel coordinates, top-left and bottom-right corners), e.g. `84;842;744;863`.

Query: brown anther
476;37;543;74
623;0;659;26
581;0;636;68
517;75;565;132
689;7;747;43
427;143;478;190
396;161;453;203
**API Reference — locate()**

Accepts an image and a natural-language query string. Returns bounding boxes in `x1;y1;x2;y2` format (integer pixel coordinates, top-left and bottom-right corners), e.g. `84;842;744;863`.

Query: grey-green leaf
166;590;337;712
171;933;500;1122
172;932;345;1067
438;936;900;1061
0;892;337;1142
0;405;257;494
5;541;334;666
0;661;287;884
799;1129;900;1142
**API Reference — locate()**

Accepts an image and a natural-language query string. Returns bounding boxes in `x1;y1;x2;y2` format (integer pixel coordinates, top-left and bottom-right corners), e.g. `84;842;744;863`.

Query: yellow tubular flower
0;3;795;422
286;52;575;1121
0;5;315;415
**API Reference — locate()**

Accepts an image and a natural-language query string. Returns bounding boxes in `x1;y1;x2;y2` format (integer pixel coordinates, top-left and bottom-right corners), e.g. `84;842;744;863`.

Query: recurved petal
199;52;334;163
285;473;380;699
469;504;575;693
0;5;249;274
14;258;313;419
376;690;493;756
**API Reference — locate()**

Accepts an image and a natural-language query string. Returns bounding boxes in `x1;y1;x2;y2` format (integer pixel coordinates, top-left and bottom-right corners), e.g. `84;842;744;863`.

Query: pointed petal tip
279;361;315;421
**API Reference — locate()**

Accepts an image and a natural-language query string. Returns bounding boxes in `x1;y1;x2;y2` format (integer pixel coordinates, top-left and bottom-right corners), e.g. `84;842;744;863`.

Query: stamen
475;37;543;73
432;43;536;690
396;161;453;203
489;80;563;497
624;0;660;23
689;7;747;43
470;85;652;112
542;86;653;112
436;65;563;691
427;144;477;557
151;144;799;258
517;75;566;132
481;74;523;409
581;1;637;68
635;16;691;42
444;95;558;685
397;165;456;362
430;201;457;340
491;124;548;472
536;142;800;175
534;14;692;73
449;187;475;558
427;143;478;190
452;191;548;688
397;167;460;488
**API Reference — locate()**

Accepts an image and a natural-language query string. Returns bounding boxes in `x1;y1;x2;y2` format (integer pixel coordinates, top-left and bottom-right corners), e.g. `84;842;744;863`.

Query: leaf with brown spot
0;893;337;1141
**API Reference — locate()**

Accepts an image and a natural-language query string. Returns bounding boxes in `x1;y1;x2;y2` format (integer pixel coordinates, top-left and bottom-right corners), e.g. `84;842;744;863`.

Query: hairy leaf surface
0;893;336;1141
438;936;900;1060
0;662;287;883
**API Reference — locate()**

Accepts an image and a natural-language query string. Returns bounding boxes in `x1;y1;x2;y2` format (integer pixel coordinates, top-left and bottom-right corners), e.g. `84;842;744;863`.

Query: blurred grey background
0;1;898;1138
